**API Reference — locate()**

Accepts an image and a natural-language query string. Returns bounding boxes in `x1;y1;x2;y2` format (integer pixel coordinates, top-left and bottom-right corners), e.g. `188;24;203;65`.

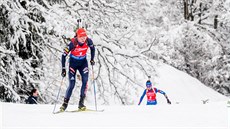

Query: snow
1;62;229;129
154;63;227;104
1;102;229;129
1;1;230;128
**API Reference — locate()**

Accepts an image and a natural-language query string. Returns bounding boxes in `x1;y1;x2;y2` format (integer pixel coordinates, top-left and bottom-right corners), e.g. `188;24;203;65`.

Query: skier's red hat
76;28;87;38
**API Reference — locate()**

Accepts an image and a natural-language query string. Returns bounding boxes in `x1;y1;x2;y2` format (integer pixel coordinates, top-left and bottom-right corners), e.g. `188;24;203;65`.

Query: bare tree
0;0;159;104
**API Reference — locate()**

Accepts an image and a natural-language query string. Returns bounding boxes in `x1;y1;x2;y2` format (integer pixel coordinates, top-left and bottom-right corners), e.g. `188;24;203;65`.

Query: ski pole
53;77;64;114
92;65;97;111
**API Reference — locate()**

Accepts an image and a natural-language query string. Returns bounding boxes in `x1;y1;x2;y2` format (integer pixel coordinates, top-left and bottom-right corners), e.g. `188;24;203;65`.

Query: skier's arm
61;42;74;68
154;88;165;95
155;88;171;104
138;90;146;105
164;94;171;104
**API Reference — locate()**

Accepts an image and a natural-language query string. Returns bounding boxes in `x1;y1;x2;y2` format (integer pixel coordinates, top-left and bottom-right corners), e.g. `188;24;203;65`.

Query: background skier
138;80;171;105
26;88;39;104
60;28;95;111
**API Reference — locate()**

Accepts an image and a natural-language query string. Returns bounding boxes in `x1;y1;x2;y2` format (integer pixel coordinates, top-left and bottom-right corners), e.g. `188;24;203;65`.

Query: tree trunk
184;0;189;20
198;3;202;24
214;15;218;29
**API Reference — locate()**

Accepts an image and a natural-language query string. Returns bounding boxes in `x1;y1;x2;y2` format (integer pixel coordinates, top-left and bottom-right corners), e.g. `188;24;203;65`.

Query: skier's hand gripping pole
164;94;171;104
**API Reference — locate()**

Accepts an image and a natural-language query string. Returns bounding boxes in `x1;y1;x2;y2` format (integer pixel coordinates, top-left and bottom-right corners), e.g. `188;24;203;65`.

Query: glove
61;68;66;77
167;99;171;104
164;94;171;104
90;60;95;65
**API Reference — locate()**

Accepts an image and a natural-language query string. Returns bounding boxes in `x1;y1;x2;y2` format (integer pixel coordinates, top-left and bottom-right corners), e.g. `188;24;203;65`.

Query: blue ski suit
138;88;166;105
61;37;95;100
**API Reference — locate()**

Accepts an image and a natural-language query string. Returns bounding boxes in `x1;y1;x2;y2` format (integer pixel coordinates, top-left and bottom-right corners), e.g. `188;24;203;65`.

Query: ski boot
78;95;86;111
60;98;69;112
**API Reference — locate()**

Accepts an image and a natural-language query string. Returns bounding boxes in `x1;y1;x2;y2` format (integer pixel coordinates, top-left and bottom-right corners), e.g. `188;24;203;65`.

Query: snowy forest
0;0;230;105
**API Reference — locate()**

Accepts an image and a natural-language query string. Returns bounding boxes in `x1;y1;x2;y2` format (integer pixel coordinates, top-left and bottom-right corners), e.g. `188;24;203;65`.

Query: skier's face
78;36;87;44
33;90;39;97
146;84;152;89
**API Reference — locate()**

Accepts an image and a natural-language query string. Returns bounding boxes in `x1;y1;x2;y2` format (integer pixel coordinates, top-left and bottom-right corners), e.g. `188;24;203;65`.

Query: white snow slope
1;62;229;129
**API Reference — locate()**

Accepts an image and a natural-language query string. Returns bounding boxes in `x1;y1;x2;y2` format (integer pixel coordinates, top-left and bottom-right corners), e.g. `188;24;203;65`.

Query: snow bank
1;102;229;129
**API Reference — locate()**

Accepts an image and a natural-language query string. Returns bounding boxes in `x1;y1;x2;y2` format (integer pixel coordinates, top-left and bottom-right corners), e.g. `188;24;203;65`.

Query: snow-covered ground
1;102;229;129
153;63;228;105
1;62;229;129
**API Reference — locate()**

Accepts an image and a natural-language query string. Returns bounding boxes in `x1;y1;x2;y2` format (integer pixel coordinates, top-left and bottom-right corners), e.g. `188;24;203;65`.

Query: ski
66;108;104;113
53;110;65;114
53;109;104;114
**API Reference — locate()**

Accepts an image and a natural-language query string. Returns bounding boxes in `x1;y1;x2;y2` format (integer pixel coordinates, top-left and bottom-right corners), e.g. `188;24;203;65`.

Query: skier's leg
60;98;69;111
78;60;89;110
65;66;77;99
60;63;77;111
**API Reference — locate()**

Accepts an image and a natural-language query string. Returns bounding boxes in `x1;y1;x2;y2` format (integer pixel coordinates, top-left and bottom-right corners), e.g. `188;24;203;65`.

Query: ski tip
53;111;64;114
95;109;104;112
66;108;105;112
86;108;104;112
